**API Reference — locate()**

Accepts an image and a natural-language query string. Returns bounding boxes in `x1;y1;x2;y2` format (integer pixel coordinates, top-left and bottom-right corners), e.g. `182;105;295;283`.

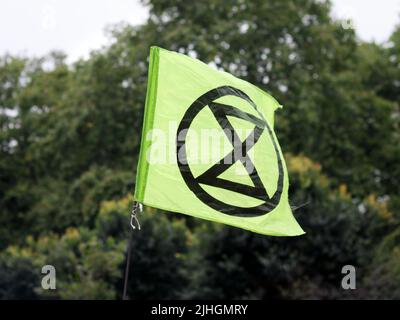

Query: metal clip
130;201;141;230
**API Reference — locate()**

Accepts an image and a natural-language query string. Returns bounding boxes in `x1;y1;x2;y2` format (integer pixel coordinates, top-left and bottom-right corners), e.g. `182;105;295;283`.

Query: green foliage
184;155;396;299
0;0;399;299
4;226;125;299
0;255;40;299
362;229;400;299
95;197;192;299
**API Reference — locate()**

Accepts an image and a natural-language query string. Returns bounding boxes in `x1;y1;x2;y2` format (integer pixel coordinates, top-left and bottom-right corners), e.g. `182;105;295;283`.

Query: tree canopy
0;0;399;299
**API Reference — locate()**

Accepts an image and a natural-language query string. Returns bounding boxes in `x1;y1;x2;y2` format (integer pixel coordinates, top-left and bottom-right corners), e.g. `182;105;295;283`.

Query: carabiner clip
130;201;142;230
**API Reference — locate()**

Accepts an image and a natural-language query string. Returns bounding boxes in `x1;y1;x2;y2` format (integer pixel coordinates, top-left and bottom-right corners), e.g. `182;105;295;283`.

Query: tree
0;0;399;299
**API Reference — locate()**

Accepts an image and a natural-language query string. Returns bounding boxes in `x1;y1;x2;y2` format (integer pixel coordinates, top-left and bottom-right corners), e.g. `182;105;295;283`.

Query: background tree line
0;0;399;299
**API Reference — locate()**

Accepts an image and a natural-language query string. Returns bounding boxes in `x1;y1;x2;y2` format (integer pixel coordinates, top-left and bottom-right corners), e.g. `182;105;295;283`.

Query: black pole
122;230;134;300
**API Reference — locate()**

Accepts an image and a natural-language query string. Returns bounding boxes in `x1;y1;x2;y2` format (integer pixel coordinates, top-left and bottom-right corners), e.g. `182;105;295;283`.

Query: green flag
135;46;304;236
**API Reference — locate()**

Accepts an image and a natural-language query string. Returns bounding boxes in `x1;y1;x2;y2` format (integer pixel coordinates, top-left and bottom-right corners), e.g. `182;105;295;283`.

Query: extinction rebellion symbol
176;86;283;217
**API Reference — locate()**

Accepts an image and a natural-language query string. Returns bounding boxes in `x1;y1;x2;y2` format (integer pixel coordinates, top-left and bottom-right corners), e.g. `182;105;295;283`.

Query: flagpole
122;230;134;300
122;201;141;300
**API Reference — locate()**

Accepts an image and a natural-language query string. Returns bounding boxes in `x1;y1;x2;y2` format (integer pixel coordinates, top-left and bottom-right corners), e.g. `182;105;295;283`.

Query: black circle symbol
176;86;283;217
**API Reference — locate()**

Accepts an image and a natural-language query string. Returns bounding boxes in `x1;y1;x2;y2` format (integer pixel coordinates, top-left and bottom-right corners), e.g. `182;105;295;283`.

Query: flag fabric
134;46;304;236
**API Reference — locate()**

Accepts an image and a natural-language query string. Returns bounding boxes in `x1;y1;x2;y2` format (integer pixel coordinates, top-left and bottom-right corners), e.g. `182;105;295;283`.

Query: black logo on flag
177;86;283;217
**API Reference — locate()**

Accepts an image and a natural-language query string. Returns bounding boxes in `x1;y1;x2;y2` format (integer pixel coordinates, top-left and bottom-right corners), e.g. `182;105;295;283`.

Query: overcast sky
1;0;399;63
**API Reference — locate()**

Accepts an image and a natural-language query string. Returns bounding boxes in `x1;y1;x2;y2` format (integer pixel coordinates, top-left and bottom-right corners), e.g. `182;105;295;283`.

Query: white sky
1;0;399;63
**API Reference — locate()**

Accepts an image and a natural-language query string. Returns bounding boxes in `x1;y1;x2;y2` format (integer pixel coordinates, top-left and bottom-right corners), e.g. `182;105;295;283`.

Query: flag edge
134;46;160;201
